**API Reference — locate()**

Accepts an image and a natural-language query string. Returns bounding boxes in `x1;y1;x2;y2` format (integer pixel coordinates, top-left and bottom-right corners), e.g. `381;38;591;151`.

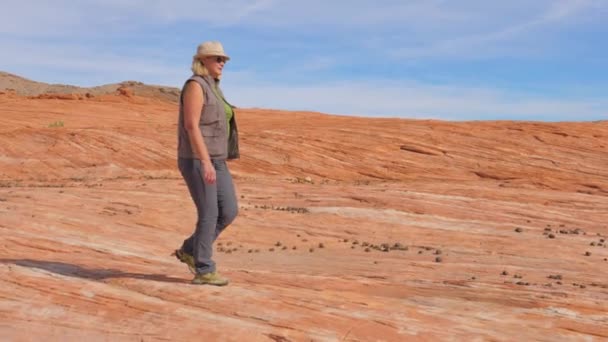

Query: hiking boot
172;249;195;274
191;272;229;286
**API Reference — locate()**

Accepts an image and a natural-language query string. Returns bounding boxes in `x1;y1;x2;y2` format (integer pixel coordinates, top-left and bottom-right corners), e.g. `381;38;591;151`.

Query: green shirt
212;84;233;136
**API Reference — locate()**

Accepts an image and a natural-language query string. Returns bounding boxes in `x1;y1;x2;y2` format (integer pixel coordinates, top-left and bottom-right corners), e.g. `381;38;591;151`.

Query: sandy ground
0;87;607;341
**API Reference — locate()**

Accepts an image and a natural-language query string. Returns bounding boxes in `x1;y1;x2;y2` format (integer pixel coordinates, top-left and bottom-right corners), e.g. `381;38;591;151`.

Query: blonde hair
191;55;223;79
191;55;209;77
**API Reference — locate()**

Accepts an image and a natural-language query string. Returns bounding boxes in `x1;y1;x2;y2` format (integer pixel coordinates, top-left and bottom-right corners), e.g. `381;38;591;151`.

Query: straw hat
195;41;230;60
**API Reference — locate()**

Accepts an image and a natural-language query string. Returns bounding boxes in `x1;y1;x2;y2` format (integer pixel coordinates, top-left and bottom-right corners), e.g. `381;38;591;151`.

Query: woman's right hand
202;160;216;184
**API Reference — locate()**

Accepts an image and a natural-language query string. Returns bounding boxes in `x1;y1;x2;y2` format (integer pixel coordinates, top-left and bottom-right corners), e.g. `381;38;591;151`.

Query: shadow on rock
1;259;187;284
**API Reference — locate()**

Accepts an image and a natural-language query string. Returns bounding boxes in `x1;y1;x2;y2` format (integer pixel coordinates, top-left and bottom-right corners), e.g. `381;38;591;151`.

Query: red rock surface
0;87;607;341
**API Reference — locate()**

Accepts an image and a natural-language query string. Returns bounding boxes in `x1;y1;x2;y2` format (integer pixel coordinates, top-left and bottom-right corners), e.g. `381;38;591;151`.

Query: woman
173;41;240;286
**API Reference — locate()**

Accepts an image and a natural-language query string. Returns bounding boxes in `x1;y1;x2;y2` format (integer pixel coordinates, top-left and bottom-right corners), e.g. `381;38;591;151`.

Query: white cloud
2;1;595;34
223;73;607;121
0;0;276;36
391;0;598;59
0;39;186;86
1;1;606;121
1;35;605;121
2;1;603;61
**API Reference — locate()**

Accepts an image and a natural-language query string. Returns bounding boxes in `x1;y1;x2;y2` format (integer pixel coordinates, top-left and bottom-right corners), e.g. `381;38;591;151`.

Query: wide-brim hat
195;41;230;61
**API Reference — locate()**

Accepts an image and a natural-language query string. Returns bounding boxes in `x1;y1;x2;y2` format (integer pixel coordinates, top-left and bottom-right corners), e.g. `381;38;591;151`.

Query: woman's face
203;56;227;78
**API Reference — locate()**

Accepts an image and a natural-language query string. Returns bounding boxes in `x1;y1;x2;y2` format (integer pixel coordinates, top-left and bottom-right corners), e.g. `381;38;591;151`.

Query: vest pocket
201;124;220;137
203;131;223;157
201;103;220;124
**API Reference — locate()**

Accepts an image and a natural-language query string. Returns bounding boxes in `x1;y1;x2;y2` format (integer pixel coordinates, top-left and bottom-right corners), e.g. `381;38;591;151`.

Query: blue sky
1;0;607;121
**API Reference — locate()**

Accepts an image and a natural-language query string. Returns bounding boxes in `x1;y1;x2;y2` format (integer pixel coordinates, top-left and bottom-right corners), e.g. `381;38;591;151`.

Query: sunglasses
214;56;228;63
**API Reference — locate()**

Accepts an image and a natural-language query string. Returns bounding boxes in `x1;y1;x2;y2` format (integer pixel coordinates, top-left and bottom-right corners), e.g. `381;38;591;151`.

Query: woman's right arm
183;81;216;184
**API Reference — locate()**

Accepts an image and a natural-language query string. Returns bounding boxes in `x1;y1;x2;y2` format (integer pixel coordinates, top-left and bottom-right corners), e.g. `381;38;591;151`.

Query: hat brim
197;53;230;61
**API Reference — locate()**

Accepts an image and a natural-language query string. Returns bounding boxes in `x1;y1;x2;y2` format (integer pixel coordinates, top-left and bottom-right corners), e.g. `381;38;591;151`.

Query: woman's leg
178;158;218;274
213;160;238;241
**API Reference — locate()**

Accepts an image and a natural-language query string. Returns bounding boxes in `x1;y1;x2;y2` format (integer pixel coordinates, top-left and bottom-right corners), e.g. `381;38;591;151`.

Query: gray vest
177;75;239;160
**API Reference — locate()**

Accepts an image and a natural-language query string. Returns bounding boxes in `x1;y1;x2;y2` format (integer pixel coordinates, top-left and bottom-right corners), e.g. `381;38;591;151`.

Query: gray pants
178;158;238;274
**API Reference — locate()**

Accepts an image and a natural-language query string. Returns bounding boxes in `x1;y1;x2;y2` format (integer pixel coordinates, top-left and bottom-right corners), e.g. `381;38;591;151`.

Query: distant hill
0;71;180;102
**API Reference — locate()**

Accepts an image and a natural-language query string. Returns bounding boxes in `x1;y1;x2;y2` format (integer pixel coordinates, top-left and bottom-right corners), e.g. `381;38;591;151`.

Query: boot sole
172;249;196;274
191;279;229;286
